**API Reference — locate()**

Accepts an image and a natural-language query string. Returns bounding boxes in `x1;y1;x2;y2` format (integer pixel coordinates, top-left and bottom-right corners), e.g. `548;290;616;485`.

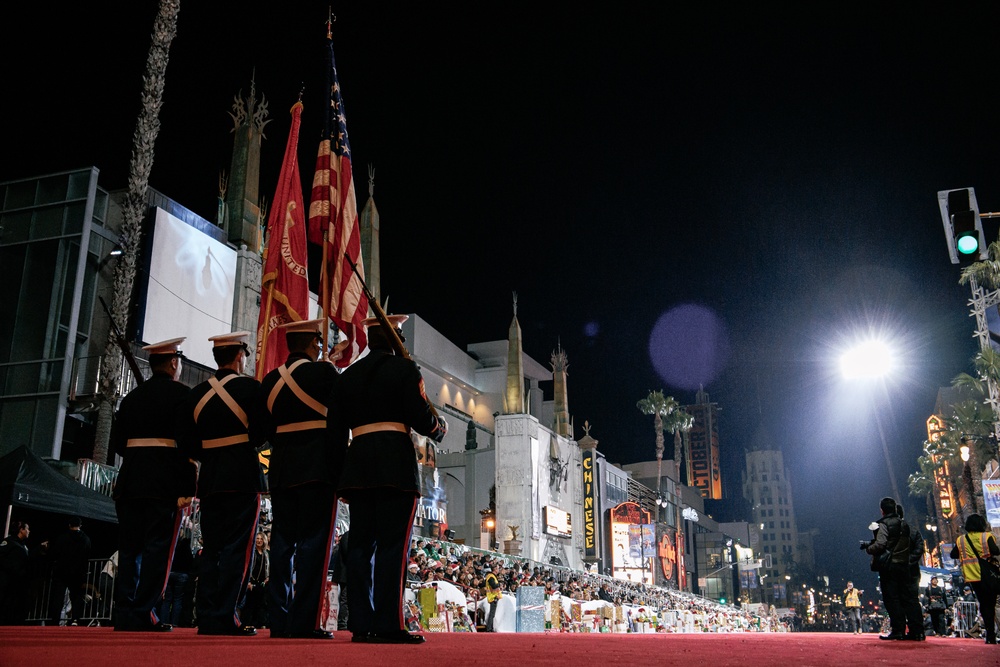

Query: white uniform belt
276;420;326;433
202;434;250;449
352;421;408;437
126;438;177;448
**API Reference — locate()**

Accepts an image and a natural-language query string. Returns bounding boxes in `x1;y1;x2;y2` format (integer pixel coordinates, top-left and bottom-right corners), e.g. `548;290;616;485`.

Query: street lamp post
960;442;980;515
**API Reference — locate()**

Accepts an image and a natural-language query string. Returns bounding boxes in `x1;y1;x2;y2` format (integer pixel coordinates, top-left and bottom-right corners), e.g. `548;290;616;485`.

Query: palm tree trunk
93;0;181;464
654;413;664;461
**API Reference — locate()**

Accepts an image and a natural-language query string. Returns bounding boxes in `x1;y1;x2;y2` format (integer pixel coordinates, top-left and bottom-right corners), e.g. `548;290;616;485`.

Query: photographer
861;497;919;640
843;582;863;634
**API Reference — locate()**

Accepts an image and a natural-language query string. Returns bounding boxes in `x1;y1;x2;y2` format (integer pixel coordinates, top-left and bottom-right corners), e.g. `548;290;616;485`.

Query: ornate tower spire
504;292;525;414
359;163;380;314
551;340;570;437
224;75;271;249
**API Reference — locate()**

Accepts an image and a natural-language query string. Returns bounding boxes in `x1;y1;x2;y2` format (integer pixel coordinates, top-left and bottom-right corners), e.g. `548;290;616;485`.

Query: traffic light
938;187;988;265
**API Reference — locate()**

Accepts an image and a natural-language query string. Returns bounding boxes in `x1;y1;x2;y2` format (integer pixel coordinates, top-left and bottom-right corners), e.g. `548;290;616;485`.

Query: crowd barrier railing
952;600;979;638
24;558;114;626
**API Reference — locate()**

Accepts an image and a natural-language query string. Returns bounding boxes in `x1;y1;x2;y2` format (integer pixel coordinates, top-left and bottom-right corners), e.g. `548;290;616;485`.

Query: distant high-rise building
683;387;722;499
743;448;799;583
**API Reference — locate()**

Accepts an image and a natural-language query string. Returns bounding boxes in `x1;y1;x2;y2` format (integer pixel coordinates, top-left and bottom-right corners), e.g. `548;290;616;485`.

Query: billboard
685;401;721;499
544;505;572;538
141;208;237;368
610;502;652;585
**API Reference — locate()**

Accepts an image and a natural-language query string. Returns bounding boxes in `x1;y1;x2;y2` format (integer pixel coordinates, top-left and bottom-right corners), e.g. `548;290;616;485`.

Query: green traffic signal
957;233;979;255
952;209;980;256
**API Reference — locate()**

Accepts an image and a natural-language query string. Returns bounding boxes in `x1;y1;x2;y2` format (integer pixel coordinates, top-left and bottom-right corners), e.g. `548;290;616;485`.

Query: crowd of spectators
405;537;787;633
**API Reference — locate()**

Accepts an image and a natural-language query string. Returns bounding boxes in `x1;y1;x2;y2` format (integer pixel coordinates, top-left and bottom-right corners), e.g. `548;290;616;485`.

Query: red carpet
1;627;997;667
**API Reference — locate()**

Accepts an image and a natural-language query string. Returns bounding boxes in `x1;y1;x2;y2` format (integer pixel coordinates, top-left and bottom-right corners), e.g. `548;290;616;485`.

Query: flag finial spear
327;8;335;39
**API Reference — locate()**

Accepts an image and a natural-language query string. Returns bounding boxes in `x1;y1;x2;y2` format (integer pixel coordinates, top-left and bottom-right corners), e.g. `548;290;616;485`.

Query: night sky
4;3;1000;592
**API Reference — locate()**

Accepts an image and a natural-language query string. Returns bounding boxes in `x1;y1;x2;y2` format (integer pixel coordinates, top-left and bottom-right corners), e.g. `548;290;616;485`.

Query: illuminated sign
582;449;597;558
610;502;653;586
685;402;721;499
682;507;699;522
926;416;955;518
544;505;572;538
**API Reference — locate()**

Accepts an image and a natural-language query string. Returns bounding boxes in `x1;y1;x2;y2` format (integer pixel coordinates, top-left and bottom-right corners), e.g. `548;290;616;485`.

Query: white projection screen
141;208;237;368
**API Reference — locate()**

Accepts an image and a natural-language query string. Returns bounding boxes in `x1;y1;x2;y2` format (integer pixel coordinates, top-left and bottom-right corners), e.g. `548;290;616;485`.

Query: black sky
4;3;1000;590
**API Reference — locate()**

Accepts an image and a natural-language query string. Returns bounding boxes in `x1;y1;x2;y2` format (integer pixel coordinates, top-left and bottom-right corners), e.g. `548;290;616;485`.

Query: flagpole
256;285;275;380
321;227;331;359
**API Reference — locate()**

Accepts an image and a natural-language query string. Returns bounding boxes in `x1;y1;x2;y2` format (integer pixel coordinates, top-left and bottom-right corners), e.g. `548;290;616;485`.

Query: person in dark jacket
328;314;447;645
923;576;950;637
241;531;270;628
0;521;32;624
111;337;197;632
260;319;340;640
861;497;914;640
178;331;265;637
47;516;91;625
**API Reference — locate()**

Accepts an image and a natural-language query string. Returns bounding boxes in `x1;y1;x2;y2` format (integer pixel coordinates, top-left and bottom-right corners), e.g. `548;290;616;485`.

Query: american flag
256;100;310;379
308;30;368;367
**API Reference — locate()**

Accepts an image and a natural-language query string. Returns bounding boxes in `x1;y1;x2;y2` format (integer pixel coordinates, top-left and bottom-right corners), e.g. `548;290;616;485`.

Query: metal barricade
953;600;979;638
24;557;115;626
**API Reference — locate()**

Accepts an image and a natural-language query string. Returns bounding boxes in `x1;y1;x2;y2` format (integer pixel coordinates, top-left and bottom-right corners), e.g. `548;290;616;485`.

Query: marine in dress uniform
259;319;341;639
327;314;447;645
178;331;265;636
111;337;196;632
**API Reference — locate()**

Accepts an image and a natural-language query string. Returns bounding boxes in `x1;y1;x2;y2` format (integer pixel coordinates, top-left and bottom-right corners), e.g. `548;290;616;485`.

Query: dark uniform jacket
178;368;266;496
329;349;446;497
111;372;196;501
260;352;339;491
0;534;29;581
866;514;910;569
49;529;91;582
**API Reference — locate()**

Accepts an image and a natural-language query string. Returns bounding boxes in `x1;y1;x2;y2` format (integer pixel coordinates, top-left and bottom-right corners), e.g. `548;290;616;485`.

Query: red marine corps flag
256;99;310;380
308;24;368;367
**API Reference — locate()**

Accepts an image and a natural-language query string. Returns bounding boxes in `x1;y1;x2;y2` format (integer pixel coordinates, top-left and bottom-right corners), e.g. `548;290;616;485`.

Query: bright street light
839;339;894;379
839;338;902;502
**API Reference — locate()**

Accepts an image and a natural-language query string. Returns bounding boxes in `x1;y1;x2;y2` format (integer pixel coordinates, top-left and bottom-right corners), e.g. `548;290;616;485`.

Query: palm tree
927;383;993;520
637;390;679;490
93;0;181;464
908;440;959;546
664;407;695;483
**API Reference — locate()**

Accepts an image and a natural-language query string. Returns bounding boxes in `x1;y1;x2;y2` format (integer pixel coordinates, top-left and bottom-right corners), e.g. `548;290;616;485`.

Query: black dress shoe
879;633;905;640
289;629;334;640
371;631;425;644
351;633;374;643
904;633;925;641
986;637;998;644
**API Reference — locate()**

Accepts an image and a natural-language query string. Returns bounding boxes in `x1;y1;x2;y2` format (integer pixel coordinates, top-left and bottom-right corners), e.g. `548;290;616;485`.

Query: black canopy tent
0;445;118;535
